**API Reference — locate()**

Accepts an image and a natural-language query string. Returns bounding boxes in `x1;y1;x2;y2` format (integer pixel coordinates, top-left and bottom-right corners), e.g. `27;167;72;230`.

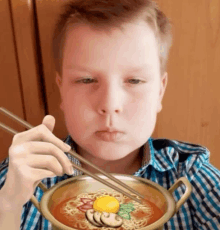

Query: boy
0;0;219;229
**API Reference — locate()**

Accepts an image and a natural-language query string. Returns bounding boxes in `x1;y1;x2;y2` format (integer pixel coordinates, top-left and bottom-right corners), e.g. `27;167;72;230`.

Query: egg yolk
93;196;120;213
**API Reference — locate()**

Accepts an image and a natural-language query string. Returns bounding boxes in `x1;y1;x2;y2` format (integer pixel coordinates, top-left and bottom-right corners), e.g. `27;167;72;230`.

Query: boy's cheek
60;102;64;111
157;102;162;113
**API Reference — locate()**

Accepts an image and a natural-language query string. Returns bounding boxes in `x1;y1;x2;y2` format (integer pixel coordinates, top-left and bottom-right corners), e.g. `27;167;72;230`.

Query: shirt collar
134;137;177;175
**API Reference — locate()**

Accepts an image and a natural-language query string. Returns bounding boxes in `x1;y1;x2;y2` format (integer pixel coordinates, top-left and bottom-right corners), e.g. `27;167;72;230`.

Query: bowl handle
30;182;48;213
168;177;192;213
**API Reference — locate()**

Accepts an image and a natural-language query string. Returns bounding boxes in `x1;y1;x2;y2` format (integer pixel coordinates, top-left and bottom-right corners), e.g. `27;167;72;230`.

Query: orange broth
50;196;164;230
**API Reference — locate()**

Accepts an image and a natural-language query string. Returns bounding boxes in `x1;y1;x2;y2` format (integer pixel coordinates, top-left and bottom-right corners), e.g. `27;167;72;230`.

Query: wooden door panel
154;0;220;169
36;0;69;140
10;0;45;125
0;0;46;162
0;0;25;162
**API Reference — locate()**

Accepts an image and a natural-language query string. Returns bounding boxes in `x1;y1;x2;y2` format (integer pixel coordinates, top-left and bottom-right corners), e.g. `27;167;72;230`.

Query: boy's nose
96;81;124;115
98;108;121;115
97;91;123;115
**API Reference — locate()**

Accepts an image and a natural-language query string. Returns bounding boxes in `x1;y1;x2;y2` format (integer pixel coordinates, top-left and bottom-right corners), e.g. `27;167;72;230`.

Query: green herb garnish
117;203;135;220
118;211;131;220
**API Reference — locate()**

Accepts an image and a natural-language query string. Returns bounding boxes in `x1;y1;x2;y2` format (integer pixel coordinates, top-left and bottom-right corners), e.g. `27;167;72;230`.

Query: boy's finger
28;154;65;176
26;141;72;175
12;124;71;152
42;115;55;132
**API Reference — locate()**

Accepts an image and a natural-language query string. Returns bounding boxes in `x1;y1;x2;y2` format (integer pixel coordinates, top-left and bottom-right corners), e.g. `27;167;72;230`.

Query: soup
50;189;164;230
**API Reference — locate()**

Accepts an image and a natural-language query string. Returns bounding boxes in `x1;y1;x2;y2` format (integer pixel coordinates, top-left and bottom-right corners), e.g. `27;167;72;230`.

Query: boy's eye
127;79;143;84
76;78;96;84
75;78;144;84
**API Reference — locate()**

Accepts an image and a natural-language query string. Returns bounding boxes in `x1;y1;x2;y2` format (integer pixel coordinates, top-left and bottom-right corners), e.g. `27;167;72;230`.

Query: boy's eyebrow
66;64;152;72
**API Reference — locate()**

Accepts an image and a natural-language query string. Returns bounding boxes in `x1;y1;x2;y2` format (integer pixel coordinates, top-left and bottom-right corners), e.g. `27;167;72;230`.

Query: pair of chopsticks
0;107;144;204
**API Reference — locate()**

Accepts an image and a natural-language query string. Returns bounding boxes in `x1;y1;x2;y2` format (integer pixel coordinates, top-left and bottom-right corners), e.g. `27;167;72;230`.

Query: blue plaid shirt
0;135;220;229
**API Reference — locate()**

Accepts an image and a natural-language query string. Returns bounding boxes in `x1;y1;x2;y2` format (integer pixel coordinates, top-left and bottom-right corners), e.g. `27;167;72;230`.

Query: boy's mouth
98;127;123;132
95;131;125;142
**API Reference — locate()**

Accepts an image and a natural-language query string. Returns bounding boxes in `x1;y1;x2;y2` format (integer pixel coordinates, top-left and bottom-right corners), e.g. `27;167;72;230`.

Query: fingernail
64;143;71;152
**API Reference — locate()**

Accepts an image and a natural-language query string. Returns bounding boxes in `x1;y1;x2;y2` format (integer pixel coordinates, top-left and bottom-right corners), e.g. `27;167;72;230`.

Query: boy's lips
98;127;124;132
95;131;125;142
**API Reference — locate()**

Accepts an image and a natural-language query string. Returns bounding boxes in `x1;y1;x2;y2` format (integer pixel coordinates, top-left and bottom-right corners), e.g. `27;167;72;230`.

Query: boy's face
56;20;167;161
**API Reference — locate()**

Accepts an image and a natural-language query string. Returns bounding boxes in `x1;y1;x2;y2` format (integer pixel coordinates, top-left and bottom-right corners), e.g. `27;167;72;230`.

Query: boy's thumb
42;115;56;132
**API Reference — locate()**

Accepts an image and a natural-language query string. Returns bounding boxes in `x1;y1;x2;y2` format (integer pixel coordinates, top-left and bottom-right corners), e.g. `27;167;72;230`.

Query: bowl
30;174;192;230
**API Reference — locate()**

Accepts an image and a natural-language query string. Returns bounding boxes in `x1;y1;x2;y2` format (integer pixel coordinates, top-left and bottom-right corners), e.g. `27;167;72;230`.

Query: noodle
60;189;155;230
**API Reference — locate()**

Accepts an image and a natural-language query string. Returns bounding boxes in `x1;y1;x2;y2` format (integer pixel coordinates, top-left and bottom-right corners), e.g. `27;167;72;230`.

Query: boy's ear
157;72;168;113
55;72;64;111
55;72;62;88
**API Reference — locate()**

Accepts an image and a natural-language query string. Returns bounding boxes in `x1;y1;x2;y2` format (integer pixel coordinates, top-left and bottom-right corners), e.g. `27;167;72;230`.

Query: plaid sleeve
187;161;220;229
0;137;73;230
0;157;9;189
0;158;40;230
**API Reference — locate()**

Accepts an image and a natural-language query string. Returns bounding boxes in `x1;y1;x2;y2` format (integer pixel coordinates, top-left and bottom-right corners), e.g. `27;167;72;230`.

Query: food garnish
117;203;135;220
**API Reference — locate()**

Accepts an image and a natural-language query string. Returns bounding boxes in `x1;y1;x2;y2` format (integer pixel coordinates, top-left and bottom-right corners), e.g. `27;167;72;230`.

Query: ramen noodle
50;189;163;230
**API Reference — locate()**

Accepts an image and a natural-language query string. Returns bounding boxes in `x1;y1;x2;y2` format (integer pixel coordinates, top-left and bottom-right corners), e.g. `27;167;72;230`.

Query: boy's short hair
52;0;173;77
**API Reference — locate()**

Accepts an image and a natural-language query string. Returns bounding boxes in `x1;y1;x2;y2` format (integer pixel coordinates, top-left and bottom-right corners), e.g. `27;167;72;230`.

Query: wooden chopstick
0;107;145;199
0;107;144;204
0;121;142;204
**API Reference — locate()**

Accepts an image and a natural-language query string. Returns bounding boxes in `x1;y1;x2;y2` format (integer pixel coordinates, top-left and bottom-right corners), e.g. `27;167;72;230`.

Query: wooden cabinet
0;0;25;162
154;0;220;169
0;0;45;162
1;0;220;169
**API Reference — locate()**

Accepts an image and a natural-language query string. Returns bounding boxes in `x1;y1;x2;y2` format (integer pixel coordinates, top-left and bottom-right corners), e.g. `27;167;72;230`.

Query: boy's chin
90;151;129;161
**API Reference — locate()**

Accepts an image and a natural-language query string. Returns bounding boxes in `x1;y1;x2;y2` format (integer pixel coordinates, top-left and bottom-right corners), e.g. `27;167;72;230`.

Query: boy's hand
2;115;72;207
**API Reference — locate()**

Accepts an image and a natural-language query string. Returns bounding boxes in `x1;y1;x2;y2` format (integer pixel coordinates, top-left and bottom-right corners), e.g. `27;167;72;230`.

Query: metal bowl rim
40;174;176;230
